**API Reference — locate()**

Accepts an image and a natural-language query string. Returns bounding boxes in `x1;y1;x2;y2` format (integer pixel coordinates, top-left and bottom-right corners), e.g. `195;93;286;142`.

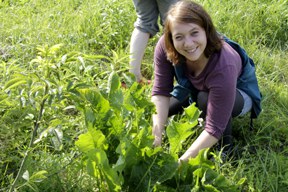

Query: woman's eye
175;36;182;40
191;31;198;36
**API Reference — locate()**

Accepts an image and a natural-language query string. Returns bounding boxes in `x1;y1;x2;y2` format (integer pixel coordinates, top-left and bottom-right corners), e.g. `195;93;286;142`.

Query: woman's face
170;21;207;62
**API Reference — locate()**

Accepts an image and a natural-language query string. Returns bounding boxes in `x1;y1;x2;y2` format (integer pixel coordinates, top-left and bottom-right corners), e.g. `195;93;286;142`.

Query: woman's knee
232;90;245;117
197;91;208;112
168;96;189;116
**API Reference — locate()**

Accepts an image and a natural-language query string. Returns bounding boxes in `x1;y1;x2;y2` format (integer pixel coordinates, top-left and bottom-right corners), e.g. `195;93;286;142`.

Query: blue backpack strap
223;36;262;120
171;61;199;103
222;36;252;67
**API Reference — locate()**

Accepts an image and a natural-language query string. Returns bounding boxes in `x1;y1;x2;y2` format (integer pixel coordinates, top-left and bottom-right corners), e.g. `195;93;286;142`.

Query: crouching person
151;0;262;162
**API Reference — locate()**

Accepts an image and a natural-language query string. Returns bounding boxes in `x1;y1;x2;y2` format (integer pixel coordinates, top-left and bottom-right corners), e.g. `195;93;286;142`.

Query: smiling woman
151;0;262;162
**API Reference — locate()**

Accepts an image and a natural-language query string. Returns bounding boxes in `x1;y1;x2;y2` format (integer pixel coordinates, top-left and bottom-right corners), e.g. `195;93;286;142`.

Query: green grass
1;0;288;191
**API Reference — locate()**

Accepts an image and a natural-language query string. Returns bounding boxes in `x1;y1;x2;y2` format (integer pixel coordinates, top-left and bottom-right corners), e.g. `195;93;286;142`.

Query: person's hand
178;156;188;165
152;114;163;147
152;134;162;147
177;158;188;171
177;158;183;166
179;152;191;162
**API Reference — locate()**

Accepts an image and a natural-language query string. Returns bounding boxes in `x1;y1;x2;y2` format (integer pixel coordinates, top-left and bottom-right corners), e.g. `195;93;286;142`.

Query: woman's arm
151;95;170;146
179;130;218;161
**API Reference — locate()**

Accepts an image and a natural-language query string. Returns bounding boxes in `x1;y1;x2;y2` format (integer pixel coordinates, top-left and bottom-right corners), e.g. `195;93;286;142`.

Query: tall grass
0;0;134;64
1;0;288;191
201;0;288;49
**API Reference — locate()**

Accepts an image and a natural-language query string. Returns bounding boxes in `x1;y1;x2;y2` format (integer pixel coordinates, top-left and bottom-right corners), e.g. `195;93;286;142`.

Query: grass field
1;0;288;191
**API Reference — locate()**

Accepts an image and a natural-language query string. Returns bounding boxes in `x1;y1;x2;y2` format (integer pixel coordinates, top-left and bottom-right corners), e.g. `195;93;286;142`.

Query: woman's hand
179;130;218;161
152;114;163;147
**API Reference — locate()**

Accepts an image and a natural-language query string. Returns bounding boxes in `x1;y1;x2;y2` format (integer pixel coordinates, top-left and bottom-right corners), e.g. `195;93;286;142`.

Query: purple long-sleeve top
152;36;242;139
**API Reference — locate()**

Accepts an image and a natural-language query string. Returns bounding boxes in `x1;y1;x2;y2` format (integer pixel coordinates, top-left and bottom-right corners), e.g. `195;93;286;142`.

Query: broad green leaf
176;160;195;185
167;121;196;154
78;88;110;116
183;103;200;122
149;152;178;183
210;173;228;188
189;149;214;169
202;169;221;184
109;89;123;110
123;93;136;110
86;159;97;178
115;139;141;170
141;146;162;158
88;149;122;191
75;129;108;153
201;169;239;191
166;104;199;154
193;167;205;181
108;72;120;94
132;121;154;148
128;151;178;191
84;107;96;128
108;114;124;136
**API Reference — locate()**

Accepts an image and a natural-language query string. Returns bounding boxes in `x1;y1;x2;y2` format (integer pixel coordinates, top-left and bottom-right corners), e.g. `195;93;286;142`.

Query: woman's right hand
152;114;163;147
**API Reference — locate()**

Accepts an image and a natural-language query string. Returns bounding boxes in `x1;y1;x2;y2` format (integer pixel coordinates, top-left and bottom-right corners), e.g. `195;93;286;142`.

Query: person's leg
156;0;178;25
130;0;159;82
196;91;208;119
197;90;244;117
129;29;149;81
168;96;190;117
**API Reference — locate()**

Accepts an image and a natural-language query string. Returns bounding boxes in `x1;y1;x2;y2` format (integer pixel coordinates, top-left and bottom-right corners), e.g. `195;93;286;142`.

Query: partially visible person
151;0;262;162
129;0;178;82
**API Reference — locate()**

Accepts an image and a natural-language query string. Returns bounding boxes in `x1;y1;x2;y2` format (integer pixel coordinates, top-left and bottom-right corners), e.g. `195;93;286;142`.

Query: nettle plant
69;71;244;191
3;44;244;191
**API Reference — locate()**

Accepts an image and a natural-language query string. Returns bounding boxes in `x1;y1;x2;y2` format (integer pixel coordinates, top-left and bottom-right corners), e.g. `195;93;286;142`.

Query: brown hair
164;0;222;64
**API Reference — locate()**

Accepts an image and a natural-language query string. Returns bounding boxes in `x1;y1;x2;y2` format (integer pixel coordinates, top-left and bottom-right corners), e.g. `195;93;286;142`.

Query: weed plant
1;0;288;191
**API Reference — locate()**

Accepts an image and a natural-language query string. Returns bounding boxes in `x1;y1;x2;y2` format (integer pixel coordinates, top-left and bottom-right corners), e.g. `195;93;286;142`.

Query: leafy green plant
3;44;64;191
1;0;288;191
1;44;92;191
70;71;243;191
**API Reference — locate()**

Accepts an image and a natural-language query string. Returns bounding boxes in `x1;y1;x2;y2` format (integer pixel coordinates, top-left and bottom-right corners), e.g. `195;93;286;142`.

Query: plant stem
9;86;48;192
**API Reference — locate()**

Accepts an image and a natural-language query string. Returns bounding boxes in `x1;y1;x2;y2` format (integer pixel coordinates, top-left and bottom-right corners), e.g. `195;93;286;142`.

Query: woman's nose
183;36;194;48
